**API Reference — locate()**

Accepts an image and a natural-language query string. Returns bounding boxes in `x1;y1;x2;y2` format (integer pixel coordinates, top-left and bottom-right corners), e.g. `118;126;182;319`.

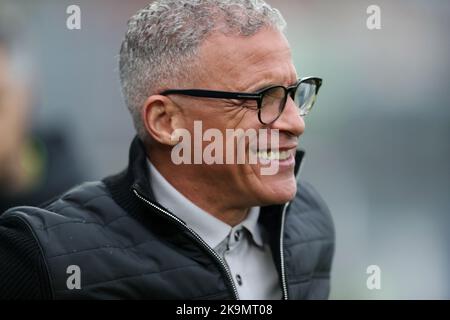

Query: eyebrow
252;79;299;93
253;83;277;92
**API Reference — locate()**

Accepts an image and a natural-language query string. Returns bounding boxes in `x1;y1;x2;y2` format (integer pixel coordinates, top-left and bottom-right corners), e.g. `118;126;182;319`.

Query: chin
256;175;298;206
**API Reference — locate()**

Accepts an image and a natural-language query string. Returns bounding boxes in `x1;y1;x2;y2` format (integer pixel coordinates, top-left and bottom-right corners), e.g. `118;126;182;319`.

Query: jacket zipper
280;202;289;300
132;188;240;300
278;151;305;300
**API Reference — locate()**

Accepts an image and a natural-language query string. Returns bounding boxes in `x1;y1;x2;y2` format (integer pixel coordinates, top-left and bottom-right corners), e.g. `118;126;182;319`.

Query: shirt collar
241;207;264;247
148;160;263;249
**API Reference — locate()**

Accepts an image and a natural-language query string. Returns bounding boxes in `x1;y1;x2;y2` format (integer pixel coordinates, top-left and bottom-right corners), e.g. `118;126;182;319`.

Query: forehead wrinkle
196;31;294;91
223;44;291;76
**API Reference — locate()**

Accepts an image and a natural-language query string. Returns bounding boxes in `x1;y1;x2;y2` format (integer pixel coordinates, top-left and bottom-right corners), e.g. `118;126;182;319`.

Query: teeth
256;150;290;161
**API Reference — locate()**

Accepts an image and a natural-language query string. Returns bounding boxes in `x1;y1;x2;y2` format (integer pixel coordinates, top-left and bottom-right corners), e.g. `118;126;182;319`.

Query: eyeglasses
161;77;322;125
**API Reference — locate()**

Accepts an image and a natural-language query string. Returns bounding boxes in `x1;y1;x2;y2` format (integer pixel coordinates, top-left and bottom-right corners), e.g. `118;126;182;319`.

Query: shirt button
234;231;241;242
236;274;243;286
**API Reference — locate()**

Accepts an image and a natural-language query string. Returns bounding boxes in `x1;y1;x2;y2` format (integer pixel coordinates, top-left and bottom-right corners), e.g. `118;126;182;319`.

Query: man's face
171;28;304;208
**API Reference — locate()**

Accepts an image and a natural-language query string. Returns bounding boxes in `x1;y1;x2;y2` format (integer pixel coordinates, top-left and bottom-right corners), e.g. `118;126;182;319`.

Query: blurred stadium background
0;0;449;299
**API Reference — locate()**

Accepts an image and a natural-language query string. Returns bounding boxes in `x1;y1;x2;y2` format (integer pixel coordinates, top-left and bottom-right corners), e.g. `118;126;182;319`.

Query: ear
142;95;182;146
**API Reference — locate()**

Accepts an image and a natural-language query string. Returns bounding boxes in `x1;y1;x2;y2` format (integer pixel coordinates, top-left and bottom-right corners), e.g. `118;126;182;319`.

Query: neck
148;150;250;227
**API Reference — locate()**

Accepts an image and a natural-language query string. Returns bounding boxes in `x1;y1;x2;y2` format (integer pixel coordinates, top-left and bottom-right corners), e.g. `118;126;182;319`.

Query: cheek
228;108;260;129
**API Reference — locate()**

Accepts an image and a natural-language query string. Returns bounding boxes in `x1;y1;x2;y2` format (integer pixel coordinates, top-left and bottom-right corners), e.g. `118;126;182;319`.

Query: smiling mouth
249;146;297;162
256;150;292;161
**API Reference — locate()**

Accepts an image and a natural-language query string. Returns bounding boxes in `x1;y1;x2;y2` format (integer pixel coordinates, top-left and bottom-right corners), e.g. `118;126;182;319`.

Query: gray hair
119;0;287;142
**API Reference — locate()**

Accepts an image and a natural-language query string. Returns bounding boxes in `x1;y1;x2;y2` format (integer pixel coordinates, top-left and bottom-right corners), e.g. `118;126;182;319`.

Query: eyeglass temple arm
161;89;261;100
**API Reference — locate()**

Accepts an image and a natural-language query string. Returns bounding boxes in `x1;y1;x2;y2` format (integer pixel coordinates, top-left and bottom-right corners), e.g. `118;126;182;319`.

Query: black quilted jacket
0;137;334;299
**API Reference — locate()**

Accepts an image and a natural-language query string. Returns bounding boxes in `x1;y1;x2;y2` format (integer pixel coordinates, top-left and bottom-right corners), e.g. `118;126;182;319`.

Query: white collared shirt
148;161;282;300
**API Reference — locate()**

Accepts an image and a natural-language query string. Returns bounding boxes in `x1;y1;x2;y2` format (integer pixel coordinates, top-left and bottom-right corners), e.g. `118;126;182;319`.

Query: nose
271;96;305;137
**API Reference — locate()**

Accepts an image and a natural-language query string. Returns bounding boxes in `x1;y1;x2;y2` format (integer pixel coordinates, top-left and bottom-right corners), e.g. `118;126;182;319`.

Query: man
0;0;334;299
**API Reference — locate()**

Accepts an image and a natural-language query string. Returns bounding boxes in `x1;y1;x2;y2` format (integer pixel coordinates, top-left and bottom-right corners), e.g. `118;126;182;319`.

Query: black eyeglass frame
161;76;322;125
